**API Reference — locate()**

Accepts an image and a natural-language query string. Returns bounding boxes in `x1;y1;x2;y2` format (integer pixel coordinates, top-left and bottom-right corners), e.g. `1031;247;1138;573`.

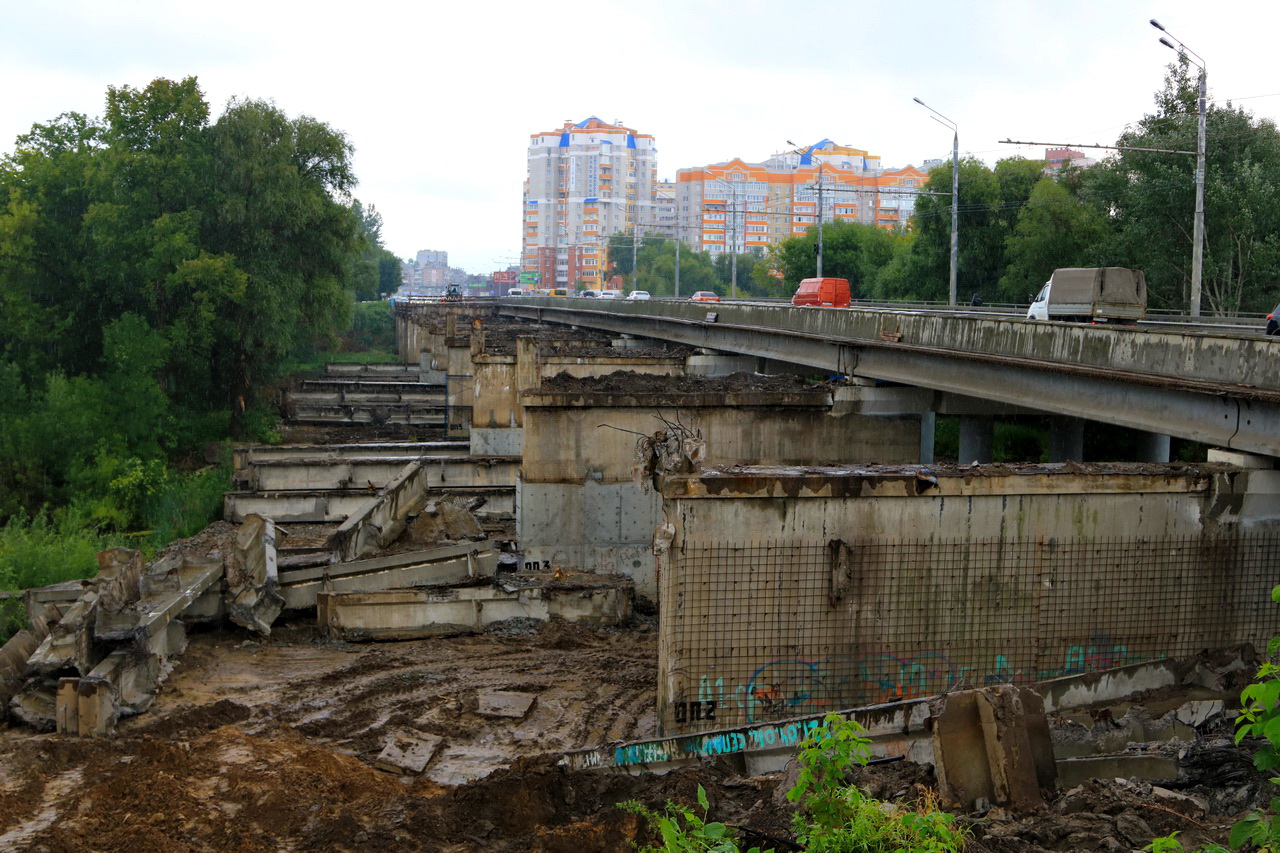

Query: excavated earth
0;613;1257;851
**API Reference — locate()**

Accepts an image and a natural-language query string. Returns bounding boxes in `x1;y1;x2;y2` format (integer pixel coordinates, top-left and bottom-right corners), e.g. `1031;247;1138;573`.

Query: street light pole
1152;19;1206;317
913;99;959;307
788;140;826;278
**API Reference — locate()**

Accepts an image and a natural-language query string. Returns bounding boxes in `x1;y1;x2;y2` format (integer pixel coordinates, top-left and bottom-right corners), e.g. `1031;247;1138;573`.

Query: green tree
1082;57;1280;313
0;76;373;522
1000;176;1109;301
773;220;900;297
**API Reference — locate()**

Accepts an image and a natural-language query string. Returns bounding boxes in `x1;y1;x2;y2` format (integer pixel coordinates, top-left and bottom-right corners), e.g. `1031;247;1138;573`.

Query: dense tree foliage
0;77;376;525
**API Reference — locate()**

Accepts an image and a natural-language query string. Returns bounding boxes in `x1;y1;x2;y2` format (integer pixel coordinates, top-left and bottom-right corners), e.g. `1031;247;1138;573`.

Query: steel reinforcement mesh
659;534;1280;733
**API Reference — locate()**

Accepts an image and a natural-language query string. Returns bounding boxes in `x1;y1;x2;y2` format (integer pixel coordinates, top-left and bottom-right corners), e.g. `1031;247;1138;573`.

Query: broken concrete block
477;690;537;719
28;591;101;676
11;679;56;730
1175;699;1225;728
931;686;1056;813
374;730;443;775
75;676;118;736
55;678;79;735
95;556;223;644
95;548;146;614
227;514;284;635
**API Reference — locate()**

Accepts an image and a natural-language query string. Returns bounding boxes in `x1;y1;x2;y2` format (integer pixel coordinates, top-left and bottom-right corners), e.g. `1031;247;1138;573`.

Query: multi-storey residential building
522;117;658;289
674;141;927;255
1044;147;1097;172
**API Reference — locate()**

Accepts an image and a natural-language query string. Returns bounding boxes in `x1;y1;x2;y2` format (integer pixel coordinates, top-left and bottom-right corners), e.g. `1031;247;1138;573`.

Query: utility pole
786;141;826;278
730;180;738;298
1151;19;1208;316
913;99;959;306
674;216;681;297
816;161;825;278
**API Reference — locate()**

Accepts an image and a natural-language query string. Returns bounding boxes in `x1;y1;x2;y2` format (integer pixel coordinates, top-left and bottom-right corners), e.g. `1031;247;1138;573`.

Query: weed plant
621;714;966;852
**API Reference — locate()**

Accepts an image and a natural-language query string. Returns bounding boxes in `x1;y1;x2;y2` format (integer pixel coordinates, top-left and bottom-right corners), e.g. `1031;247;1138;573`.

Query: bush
0;512;112;638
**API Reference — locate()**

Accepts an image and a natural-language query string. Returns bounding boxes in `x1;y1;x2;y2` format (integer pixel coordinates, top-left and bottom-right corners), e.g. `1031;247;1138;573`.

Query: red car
689;291;720;303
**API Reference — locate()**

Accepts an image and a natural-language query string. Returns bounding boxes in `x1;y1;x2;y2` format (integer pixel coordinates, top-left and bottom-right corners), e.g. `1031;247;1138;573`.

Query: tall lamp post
1151;19;1206;317
913;98;959;307
787;140;825;277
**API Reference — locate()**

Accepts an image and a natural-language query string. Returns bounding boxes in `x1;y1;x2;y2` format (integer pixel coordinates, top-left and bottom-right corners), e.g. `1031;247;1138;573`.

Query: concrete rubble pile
2;546;229;736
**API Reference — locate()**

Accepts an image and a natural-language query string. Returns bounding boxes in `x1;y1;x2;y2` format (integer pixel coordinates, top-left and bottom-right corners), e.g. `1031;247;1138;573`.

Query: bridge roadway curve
494;296;1280;458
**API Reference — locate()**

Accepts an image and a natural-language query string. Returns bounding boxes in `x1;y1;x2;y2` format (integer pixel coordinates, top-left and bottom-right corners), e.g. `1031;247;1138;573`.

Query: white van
506;288;525;297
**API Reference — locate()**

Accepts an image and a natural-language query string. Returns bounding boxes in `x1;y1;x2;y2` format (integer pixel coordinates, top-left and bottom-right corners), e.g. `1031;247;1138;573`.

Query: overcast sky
4;0;1278;274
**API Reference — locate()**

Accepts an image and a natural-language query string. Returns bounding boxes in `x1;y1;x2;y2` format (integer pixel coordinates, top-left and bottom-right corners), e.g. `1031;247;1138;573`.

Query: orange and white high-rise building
522;117;657;289
675;140;928;255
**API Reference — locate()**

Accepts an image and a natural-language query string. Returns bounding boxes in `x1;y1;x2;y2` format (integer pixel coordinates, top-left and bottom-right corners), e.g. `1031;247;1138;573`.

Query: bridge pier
1049;416;1085;462
1137;431;1171;463
958;415;994;464
920;412;936;464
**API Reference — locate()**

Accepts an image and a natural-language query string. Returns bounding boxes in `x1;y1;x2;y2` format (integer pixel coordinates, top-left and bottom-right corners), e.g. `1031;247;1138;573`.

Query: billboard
493;271;518;285
519;271;542;285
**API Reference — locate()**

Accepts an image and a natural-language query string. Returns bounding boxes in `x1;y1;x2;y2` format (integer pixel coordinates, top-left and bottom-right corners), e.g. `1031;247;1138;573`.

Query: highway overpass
491;297;1280;459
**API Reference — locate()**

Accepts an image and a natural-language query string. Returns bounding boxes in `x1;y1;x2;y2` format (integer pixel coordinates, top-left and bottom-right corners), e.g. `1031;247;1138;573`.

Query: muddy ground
0;616;1260;851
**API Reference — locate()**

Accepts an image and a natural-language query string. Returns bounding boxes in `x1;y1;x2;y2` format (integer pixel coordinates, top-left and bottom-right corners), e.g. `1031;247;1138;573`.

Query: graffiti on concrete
669;640;1148;729
607;716;826;768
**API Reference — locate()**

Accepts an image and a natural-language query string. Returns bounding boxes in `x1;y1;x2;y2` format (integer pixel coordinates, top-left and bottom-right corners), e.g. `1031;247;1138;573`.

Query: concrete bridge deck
492;298;1280;457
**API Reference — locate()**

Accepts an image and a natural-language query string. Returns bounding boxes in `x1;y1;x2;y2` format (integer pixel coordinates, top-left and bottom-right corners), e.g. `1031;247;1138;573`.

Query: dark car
1268;303;1280;336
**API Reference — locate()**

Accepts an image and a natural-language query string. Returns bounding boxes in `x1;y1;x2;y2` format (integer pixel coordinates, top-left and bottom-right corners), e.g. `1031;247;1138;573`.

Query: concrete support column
1137;431;1171;463
958;416;994;464
919;412;936;464
1049;416;1085;462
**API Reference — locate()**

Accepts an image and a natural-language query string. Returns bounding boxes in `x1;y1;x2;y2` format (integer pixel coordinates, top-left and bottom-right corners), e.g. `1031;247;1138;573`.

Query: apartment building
522;117;658;288
675;140;927;255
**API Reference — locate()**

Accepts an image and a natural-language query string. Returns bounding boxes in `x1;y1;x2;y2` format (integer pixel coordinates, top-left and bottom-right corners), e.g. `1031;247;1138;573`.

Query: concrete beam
278;542;498;610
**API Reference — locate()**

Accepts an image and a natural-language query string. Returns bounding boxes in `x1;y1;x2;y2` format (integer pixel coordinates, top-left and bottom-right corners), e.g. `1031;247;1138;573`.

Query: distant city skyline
4;0;1278;274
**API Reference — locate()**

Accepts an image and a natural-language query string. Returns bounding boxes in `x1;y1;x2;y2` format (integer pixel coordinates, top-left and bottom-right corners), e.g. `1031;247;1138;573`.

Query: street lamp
1151;18;1207;317
787;140;825;278
913;98;959;307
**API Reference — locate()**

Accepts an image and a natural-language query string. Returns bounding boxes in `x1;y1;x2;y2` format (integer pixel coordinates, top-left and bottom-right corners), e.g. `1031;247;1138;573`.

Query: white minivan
506;288;524;297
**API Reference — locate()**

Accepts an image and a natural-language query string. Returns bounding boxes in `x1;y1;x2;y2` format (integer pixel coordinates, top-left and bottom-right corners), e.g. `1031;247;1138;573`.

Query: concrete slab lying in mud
477;690;537;719
278;541;498;610
317;574;632;641
374;730;443;775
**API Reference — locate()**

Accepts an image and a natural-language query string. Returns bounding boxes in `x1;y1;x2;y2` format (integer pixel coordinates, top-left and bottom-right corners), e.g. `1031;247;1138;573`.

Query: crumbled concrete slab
373;730;443;775
1176;699;1225;728
477;690;537;719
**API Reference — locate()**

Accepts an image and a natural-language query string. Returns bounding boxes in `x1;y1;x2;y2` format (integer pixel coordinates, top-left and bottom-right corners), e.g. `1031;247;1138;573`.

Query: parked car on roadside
627;290;651;301
598;290;620;299
689;291;720;303
1267;303;1280;336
